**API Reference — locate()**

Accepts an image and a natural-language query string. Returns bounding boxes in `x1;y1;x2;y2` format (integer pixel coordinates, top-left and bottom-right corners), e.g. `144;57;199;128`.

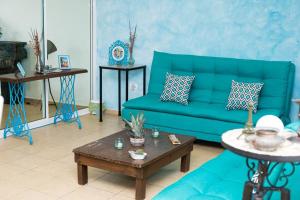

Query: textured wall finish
96;0;300;121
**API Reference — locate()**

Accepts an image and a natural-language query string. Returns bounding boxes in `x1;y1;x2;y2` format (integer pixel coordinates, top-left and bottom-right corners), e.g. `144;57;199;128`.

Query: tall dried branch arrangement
129;20;137;55
29;29;41;57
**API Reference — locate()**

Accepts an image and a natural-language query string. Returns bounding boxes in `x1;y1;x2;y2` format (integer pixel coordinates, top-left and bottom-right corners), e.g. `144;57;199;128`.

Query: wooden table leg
281;188;290;200
180;152;191;172
136;178;146;200
77;163;88;185
242;181;254;200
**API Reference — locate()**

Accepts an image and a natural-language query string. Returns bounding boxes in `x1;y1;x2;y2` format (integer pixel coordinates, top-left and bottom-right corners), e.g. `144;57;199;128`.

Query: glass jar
114;138;124;150
151;128;160;138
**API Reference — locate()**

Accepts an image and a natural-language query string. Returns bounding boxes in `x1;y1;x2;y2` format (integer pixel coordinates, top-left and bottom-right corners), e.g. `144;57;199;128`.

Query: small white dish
128;151;147;160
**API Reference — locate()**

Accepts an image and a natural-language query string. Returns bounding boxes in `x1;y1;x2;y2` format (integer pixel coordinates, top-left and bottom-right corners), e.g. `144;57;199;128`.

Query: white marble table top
221;129;300;162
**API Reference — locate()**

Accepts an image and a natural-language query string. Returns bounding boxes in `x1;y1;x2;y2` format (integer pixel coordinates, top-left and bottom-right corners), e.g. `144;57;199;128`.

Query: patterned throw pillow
226;80;264;113
160;72;195;105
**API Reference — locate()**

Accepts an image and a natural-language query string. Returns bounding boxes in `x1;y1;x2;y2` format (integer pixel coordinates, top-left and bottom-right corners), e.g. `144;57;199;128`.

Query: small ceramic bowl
252;127;285;152
255;127;280;137
128;151;147;160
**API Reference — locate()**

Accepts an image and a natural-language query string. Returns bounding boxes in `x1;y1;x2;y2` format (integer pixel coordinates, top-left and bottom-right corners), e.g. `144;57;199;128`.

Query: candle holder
151;128;160;138
114;138;124;150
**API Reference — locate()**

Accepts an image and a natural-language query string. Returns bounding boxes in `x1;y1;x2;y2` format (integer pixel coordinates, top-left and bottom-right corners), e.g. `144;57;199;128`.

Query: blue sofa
122;52;296;200
122;51;295;142
153;150;300;200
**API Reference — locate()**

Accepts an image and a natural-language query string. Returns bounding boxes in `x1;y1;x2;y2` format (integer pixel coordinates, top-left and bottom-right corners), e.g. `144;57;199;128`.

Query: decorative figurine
237;102;255;140
242;102;255;135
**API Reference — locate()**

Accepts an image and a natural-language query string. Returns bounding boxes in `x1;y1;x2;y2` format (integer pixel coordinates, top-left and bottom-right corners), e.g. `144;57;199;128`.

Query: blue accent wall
96;0;300;121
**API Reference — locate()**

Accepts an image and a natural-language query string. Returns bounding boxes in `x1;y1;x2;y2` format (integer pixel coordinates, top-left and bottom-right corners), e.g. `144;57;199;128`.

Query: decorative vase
128;53;135;65
250;128;285;152
35;55;44;73
130;137;145;147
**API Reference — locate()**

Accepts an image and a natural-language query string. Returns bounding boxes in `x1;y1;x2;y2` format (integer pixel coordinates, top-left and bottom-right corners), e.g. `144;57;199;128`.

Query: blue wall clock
108;40;128;65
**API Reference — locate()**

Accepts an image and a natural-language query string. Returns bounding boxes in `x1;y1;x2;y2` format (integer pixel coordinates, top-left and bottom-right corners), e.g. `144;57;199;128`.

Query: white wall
47;0;91;106
0;0;43;99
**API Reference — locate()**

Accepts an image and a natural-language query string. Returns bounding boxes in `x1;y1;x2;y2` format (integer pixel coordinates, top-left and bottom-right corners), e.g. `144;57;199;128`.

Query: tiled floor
0;114;223;200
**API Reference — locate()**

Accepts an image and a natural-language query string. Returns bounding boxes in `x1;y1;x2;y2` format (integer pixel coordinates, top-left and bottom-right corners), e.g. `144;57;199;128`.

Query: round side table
221;129;300;200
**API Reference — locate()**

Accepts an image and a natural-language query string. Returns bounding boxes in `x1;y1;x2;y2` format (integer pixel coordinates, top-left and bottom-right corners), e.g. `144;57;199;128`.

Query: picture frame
108;40;128;66
16;62;26;77
58;55;71;70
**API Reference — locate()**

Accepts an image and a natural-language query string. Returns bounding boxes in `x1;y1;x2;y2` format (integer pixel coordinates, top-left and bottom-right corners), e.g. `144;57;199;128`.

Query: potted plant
124;113;145;146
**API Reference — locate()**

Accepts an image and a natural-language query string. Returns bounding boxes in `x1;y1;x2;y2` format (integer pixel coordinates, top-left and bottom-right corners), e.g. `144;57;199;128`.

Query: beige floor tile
33;176;80;198
117;183;163;199
109;194;134;200
9;155;52;170
32;161;73;177
59;185;114;200
89;173;135;194
0;163;29;181
5;189;56;200
0;179;28;199
0;149;29;163
33;146;71;161
7;170;55;190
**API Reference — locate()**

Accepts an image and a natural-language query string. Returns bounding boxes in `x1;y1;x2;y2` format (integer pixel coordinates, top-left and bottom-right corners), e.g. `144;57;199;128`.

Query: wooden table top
0;68;88;83
73;129;195;168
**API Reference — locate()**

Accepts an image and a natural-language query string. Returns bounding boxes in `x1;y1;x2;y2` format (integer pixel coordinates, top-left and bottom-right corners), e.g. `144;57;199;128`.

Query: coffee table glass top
73;129;195;168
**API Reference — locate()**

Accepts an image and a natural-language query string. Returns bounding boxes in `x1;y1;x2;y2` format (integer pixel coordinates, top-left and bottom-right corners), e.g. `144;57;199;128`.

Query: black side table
99;64;146;122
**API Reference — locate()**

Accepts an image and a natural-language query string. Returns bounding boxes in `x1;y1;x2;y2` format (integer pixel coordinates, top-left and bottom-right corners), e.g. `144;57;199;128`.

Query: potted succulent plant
124;113;145;146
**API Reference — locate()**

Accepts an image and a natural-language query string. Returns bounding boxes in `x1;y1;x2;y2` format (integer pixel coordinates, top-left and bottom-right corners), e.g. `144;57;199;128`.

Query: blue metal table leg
54;75;82;129
3;82;32;144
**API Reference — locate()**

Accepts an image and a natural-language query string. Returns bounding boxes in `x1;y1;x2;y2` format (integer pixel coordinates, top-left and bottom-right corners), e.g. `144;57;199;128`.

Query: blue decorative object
3;82;32;144
108;40;128;65
54;75;82;129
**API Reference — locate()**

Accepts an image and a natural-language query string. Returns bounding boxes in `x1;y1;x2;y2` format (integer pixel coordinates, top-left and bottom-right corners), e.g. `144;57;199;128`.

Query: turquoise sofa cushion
123;95;280;124
153;150;283;200
148;51;295;123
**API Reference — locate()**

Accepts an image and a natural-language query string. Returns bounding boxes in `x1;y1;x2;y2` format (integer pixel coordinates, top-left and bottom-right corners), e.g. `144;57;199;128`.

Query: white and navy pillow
160;72;195;105
226;80;264;112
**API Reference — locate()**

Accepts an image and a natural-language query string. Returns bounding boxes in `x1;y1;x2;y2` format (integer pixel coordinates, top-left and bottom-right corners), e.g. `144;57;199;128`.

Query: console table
99;64;146;122
222;129;300;200
0;68;87;144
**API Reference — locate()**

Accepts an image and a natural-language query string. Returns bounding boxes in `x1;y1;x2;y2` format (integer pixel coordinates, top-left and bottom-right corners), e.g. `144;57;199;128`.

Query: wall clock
108;40;128;65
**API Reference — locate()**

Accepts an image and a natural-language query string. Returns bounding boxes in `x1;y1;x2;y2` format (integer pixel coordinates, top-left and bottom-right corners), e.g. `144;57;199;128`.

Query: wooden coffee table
73;129;195;200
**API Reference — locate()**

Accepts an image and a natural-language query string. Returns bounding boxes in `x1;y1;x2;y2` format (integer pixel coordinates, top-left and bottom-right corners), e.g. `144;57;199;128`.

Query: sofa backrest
148;51;295;123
